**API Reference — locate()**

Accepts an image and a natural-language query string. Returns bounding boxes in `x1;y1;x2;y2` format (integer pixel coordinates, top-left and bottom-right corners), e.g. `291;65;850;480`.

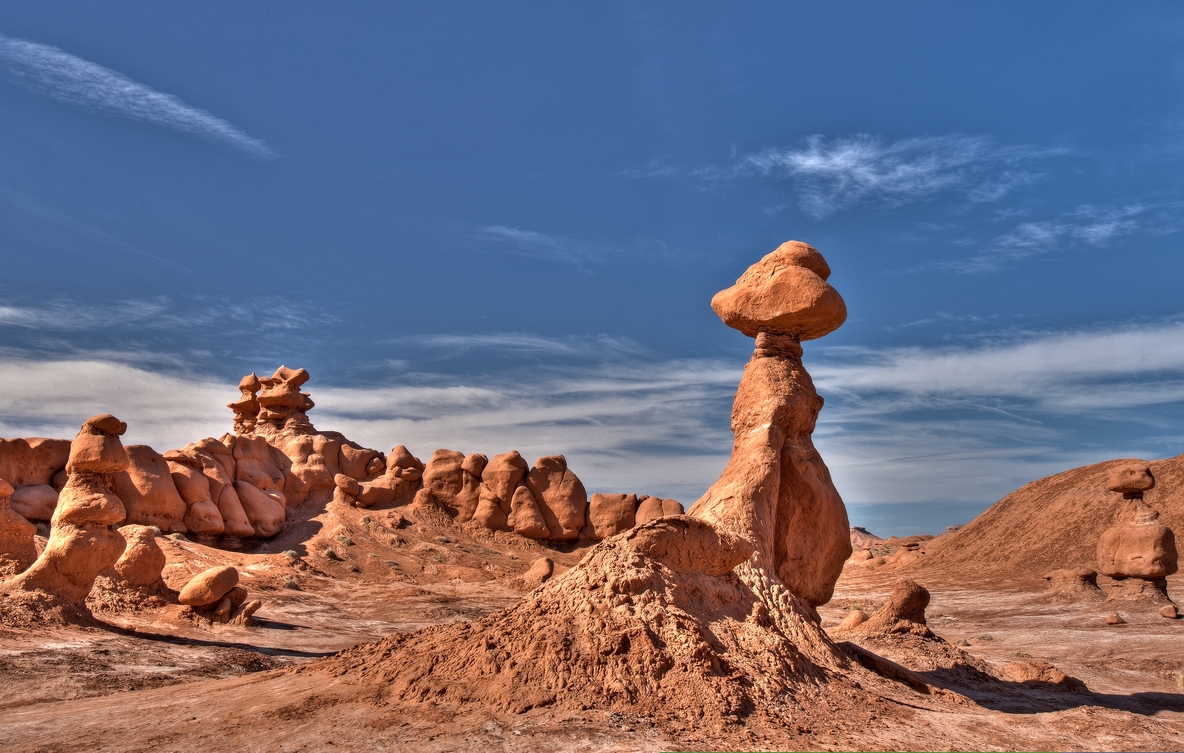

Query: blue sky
2;3;1183;534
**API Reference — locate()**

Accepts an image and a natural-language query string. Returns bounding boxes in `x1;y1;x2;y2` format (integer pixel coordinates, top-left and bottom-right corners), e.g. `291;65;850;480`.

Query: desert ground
0;487;1180;752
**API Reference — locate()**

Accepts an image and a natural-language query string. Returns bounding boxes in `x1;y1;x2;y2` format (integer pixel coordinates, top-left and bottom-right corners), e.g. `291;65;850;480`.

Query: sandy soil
2;500;1182;752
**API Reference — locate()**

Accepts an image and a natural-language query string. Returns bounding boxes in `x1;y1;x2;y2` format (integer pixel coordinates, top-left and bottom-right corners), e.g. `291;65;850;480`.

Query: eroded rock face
112;445;188;533
473;451;527;531
690;240;852;607
9;484;59;522
525;455;586;540
111;525;167;588
0;478;37;574
5;415;131;609
179;565;239;607
587;493;637;540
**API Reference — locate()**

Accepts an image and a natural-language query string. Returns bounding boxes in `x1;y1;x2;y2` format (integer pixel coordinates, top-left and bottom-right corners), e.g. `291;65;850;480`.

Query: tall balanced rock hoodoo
690;240;852;607
1098;465;1177;603
2;415;131;616
320;240;863;731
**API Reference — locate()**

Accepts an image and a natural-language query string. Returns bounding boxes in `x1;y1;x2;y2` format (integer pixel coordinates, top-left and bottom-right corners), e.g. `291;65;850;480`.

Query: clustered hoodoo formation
0;367;684;550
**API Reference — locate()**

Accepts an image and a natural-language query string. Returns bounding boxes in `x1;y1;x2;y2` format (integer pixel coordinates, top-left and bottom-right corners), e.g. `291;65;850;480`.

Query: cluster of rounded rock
1043;464;1179;620
0;365;684;549
334;448;684;541
0;414;263;624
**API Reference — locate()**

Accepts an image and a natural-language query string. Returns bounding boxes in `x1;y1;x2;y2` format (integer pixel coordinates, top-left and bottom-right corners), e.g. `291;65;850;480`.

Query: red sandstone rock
689;244;852;607
9;484;59;522
0;478;37;573
165;454;225;536
228;373;261;434
1161;604;1179;619
234;482;286;537
522;557;554;589
662;498;684;516
709;240;847;341
179;565;239;607
340;444;381;481
1097;503;1178;580
1002;661;1086;691
473;451;527;531
525;455;586;540
112;445;187;533
634;495;665;524
452;453;486;523
508;485;549;539
256;366;313;424
112;525;167;587
1106;463;1155;495
1105;612;1125;625
4;415;131;611
177;442;253;538
586;493;636;540
418;449;466;516
841;579;932;637
835;609;867;631
625;516;754;576
1042;566;1102;602
0;437;71;491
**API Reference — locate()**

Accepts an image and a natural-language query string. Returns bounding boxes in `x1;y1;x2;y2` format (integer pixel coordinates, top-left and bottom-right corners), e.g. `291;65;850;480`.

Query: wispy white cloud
474;226;608;270
814;320;1184;413
810;320;1184;508
934;201;1183;272
4;319;1182;525
739;135;1063;218
0;33;273;157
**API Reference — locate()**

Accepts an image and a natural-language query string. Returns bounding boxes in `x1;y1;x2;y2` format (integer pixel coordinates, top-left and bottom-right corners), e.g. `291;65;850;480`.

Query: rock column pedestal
689;241;852;609
1098;464;1177;604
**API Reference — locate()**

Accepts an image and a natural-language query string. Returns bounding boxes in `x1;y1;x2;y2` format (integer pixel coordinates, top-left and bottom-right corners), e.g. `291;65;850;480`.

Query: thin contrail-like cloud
0;33;274;157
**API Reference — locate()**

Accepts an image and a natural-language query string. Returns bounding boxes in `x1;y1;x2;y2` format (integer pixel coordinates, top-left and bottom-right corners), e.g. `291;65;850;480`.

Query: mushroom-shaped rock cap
68;414;130;473
711;240;847;340
1107;463;1155;494
85;414;128;436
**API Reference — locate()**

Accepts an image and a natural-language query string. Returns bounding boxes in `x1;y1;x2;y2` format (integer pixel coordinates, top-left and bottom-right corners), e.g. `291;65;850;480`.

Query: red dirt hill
912;453;1184;584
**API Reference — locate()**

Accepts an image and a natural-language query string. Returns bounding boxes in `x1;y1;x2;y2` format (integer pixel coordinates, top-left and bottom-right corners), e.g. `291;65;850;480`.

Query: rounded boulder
179;565;240;607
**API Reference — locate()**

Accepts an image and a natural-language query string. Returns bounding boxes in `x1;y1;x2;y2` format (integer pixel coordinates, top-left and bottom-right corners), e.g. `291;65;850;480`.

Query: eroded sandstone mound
321;517;844;728
0;478;37;575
